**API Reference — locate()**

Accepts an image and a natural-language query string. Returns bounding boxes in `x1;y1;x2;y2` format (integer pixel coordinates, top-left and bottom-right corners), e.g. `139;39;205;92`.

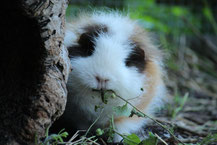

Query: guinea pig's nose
95;76;109;89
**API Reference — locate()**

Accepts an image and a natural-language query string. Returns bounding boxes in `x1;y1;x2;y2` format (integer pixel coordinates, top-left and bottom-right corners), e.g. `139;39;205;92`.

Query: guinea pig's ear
68;24;108;58
125;43;146;73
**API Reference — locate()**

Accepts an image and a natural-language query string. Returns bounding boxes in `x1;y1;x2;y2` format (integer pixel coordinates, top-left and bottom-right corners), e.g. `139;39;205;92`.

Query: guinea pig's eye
125;45;145;73
68;25;108;58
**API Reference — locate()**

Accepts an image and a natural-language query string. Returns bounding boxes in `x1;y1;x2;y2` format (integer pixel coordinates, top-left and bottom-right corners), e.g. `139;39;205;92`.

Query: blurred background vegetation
66;0;217;98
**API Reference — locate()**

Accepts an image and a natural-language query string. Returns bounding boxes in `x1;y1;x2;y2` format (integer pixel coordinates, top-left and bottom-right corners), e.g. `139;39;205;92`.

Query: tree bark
0;0;70;144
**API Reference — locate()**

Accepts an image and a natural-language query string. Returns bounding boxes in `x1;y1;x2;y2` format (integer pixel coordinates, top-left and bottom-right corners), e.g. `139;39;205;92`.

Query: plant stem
154;133;168;145
109;115;138;144
114;92;185;145
84;108;104;137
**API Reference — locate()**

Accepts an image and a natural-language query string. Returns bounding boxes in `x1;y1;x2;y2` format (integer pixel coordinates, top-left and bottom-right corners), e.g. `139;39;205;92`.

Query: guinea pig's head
65;13;161;100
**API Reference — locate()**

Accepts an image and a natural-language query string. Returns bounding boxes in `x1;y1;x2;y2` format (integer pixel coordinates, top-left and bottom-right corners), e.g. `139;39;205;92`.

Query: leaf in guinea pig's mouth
92;89;117;104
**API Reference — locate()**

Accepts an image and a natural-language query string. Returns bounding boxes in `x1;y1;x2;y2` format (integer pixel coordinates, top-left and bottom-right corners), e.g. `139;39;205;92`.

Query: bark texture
0;0;70;144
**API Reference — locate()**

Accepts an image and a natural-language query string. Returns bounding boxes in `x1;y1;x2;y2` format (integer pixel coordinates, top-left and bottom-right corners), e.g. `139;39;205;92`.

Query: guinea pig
63;11;167;142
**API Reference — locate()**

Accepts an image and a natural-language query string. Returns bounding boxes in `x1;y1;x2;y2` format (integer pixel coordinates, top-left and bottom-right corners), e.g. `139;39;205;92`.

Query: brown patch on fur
115;60;162;124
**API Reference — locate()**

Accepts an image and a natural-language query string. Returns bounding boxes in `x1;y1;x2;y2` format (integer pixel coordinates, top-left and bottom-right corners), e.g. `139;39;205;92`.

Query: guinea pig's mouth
92;89;117;104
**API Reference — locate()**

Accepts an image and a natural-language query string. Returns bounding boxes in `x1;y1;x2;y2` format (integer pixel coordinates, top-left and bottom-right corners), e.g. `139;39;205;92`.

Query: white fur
64;11;166;142
64;28;77;47
67;31;146;124
114;118;149;141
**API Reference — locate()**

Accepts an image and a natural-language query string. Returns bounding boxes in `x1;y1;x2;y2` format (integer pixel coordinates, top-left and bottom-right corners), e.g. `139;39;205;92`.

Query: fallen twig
154;133;168;145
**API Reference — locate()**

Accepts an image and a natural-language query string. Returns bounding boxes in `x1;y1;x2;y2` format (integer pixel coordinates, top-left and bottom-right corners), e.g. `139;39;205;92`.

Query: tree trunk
0;0;70;144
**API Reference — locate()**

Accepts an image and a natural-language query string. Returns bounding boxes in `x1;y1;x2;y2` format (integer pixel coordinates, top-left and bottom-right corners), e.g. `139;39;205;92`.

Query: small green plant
41;128;68;145
36;88;187;145
203;1;217;35
123;133;141;145
95;128;104;136
105;114;159;145
37;89;186;145
200;133;217;145
167;91;189;119
92;89;184;145
123;132;159;145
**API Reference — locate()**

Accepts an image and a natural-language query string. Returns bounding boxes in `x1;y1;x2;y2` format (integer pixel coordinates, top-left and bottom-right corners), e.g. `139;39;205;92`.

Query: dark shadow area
0;1;46;144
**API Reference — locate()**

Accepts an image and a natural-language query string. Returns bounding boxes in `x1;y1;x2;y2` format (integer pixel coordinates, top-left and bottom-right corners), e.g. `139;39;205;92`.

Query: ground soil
144;91;217;145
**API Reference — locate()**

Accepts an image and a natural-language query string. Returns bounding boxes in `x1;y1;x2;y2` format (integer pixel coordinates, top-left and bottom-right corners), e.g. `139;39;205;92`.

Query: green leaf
96;128;104;136
60;132;68;138
104;90;117;98
123;134;141;145
95;105;103;112
102;90;117;104
107;116;115;143
113;103;131;117
139;132;158;145
101;90;108;104
172;92;189;118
